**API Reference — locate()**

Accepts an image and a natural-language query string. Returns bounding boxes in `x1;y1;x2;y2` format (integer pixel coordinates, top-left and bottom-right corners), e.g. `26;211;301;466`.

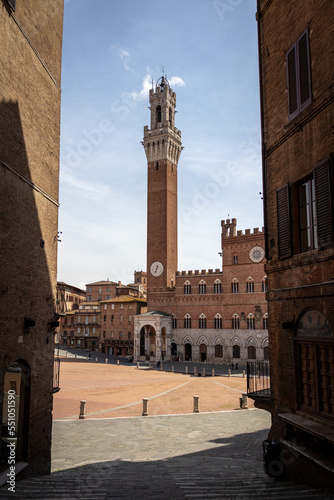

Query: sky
58;0;263;290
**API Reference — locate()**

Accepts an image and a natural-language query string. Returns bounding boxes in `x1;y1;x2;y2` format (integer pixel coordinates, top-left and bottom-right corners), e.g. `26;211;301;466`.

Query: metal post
193;395;199;413
240;393;248;409
79;400;86;419
142;398;148;416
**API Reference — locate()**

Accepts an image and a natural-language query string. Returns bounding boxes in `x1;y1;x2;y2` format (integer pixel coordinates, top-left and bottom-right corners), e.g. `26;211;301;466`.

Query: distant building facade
255;0;334;490
0;0;64;477
58;273;147;353
134;77;268;364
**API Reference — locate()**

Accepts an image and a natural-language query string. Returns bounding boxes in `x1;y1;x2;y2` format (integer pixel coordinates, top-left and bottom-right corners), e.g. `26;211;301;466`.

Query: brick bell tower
143;75;182;297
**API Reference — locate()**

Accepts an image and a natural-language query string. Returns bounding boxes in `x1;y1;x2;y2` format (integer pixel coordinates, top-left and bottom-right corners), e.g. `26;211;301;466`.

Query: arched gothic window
233;344;240;358
263;313;268;329
231;279;239;293
246;278;255;293
247;314;255;329
214;280;222;294
232;314;240;329
215;344;223;357
233;254;238;264
184;281;191;295
198;281;206;294
214;314;222;329
172;315;177;329
262;276;268;292
184;314;191;329
198;314;207;329
248;345;256;359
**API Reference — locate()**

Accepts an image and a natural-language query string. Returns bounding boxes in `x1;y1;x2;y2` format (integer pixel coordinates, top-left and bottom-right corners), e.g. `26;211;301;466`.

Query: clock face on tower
150;261;164;277
249;246;265;263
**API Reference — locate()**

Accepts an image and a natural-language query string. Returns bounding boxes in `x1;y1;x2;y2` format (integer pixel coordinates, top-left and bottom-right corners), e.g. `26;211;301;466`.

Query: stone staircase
0;455;333;499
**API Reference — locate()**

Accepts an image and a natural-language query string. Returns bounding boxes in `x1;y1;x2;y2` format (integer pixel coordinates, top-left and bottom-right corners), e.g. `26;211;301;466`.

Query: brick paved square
53;359;254;419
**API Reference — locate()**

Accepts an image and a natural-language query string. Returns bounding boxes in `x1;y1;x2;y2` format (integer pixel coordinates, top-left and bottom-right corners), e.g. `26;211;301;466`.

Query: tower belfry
143;76;182;296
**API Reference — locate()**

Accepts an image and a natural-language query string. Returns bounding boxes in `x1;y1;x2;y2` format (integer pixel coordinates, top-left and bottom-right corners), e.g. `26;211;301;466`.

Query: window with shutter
287;29;311;119
276;184;291;258
314;159;334;248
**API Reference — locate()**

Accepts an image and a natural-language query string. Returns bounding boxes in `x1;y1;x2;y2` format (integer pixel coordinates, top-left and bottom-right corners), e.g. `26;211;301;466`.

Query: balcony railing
247;360;270;396
52;357;60;394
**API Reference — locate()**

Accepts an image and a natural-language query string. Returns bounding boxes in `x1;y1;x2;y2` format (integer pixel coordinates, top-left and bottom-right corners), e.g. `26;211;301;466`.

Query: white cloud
128;74;153;101
169;76;186;87
128;74;186;101
119;49;132;71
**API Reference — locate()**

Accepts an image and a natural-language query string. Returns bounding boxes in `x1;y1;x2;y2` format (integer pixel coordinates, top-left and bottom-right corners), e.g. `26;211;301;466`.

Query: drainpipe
257;0;269;261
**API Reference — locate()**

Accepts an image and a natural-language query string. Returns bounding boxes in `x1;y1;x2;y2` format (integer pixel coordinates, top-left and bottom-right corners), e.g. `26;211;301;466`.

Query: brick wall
0;0;63;477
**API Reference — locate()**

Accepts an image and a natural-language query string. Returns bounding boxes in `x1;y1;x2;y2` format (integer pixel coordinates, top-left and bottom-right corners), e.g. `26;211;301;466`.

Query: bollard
243;370;246;378
75;355;77;359
79;400;86;419
105;358;108;363
240;393;248;409
194;367;197;375
137;362;139;369
117;360;120;366
142;398;148;416
228;369;231;377
66;352;68;358
160;363;163;370
185;366;188;374
212;369;215;377
172;365;174;373
193;395;199;413
203;368;205;377
95;357;98;362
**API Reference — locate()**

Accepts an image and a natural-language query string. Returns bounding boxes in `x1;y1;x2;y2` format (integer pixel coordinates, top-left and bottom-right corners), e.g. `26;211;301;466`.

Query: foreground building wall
0;0;63;477
257;0;334;489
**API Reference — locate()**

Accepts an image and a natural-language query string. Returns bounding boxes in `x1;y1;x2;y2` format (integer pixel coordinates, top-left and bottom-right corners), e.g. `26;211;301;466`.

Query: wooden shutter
287;46;298;117
314;158;334;248
277;184;291;258
298;30;311;108
7;0;16;10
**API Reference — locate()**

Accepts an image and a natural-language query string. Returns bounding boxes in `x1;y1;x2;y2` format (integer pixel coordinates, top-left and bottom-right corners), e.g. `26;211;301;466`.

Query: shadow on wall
0;100;56;476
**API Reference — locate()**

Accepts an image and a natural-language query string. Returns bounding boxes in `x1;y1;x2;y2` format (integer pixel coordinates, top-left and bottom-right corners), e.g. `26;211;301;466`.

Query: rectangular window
277;157;333;258
112;304;115;310
298;178;318;252
106;295;111;300
87;295;92;301
287;29;311;119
